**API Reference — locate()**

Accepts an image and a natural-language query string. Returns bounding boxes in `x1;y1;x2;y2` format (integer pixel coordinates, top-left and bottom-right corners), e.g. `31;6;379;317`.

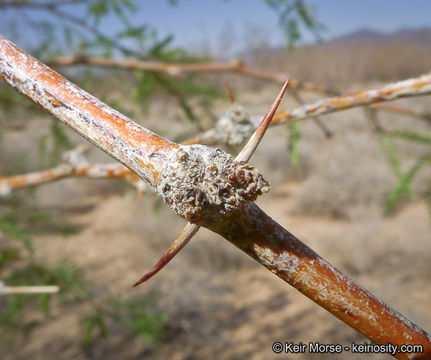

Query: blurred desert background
0;1;431;360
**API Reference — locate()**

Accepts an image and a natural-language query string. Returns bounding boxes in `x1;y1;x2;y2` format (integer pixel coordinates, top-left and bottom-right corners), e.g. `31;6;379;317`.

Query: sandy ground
1;83;430;360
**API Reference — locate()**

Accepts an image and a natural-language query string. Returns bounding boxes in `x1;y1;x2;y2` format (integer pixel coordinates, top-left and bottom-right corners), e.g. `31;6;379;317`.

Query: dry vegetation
251;41;431;87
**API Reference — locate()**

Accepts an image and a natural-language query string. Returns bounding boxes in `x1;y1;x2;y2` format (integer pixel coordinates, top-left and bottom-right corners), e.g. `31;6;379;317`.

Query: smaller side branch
0;163;139;196
48;56;333;95
290;89;333;138
0;147;141;197
272;72;431;124
372;102;431;123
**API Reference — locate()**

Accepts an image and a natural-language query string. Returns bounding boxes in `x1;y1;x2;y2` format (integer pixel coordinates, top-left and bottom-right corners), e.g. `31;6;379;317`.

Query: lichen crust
158;144;270;222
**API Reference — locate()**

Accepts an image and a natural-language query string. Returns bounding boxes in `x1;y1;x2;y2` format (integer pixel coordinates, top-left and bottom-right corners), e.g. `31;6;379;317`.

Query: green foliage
0;197;81;243
427;180;431;218
387;129;431;145
380;130;431;214
39;122;74;167
0;85;35;113
0;262;86;330
0;193;166;348
81;295;166;347
88;0;135;26
263;0;325;47
287;120;302;167
83;312;108;346
385;158;422;213
113;296;166;344
0;193;85;335
0;214;33;254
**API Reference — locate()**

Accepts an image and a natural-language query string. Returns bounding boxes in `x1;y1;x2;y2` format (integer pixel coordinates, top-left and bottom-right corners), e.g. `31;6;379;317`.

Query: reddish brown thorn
133;223;199;287
225;81;235;104
236;78;289;162
137;188;144;205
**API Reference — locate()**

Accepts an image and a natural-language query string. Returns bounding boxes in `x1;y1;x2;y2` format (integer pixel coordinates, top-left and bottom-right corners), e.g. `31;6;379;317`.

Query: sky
128;0;431;49
0;0;430;55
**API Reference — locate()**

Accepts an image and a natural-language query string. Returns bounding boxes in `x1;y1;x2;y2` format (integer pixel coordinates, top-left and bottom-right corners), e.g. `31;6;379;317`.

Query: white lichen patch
213;104;258;146
158;144;270;222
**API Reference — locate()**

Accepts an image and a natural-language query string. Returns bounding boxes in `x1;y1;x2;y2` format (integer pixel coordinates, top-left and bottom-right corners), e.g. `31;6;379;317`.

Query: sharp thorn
235;78;289;163
133;223;200;287
225;81;235;104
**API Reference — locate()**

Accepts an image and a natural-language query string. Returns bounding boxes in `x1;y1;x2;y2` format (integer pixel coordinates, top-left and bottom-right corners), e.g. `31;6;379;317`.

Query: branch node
158;145;269;223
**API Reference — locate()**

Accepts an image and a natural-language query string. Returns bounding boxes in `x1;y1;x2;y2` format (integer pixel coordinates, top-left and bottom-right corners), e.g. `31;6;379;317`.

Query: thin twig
363;107;384;133
1;36;430;359
0;0;82;9
47;8;142;58
290;89;333;138
0;281;59;295
0;152;141;197
372;102;431;123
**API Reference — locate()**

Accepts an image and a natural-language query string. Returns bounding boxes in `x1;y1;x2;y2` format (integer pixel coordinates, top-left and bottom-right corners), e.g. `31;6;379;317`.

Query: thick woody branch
1;36;430;359
205;203;431;360
0;103;258;193
0;36;267;223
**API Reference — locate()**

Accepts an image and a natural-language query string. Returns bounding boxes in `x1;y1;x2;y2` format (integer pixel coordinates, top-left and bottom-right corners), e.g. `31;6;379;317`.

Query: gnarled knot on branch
158;144;269;223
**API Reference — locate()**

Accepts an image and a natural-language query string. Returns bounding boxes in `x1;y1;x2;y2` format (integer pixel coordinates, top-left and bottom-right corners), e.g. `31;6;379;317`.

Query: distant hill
325;27;431;48
243;26;431;86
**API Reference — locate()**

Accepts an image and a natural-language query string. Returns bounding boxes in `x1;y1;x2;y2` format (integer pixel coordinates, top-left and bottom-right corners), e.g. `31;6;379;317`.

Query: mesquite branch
48;55;331;94
272;72;431;124
1;36;431;359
